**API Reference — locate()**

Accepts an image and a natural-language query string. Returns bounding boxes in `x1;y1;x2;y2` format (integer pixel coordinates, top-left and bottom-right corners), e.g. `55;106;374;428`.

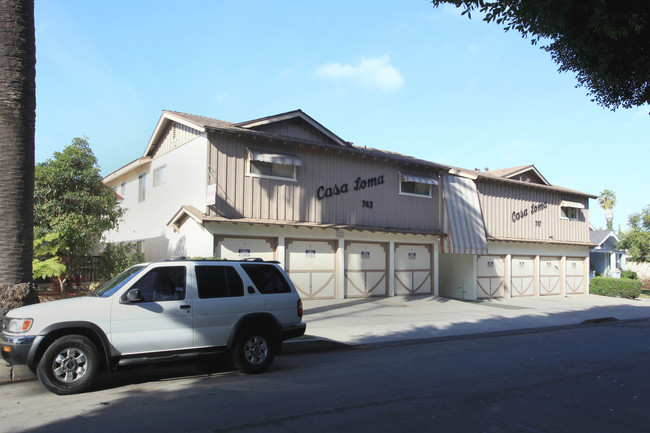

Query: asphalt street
1;319;649;433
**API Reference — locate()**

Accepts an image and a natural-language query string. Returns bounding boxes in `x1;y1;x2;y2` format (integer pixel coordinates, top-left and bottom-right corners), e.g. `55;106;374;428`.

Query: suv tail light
297;299;303;318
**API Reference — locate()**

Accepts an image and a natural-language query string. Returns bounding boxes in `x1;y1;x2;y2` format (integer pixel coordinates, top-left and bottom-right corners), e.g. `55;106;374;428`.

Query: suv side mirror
126;288;143;303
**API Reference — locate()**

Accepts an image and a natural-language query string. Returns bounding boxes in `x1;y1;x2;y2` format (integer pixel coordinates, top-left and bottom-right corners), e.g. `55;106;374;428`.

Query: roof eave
143;111;208;157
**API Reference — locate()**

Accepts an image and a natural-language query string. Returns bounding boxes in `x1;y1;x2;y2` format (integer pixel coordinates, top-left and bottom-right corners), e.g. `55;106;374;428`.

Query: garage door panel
477;256;505;299
565;257;585;295
540;257;561;296
512;256;535;297
395;271;431;295
286;240;336;299
345;242;387;297
395;244;432;296
217;237;275;261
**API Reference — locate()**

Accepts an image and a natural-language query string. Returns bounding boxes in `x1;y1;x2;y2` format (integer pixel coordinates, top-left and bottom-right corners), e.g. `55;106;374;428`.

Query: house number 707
362;200;374;209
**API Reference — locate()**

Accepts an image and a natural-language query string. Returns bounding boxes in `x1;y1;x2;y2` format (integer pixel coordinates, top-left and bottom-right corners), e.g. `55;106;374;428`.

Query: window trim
560;206;580;220
138;173;146;202
398;172;437;198
246;149;301;182
246;160;298;182
153;164;166;187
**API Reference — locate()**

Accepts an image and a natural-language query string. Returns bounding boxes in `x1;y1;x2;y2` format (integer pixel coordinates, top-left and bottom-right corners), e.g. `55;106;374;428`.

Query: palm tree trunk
0;0;36;284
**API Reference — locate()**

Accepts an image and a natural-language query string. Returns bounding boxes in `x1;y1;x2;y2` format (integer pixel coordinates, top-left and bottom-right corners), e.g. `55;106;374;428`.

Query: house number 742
362;200;374;209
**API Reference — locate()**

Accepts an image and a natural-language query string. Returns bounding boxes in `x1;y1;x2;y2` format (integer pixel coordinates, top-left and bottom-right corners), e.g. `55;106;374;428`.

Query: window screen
195;266;244;298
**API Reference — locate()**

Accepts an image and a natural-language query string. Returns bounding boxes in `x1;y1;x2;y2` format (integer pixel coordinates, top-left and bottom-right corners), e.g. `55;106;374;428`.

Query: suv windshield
91;265;147;298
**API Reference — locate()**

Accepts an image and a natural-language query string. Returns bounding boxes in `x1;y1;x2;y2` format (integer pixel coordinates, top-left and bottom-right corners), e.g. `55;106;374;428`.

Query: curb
3;318;649;386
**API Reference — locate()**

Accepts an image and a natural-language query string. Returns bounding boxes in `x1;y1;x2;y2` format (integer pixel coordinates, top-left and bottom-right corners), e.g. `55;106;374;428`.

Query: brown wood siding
207;132;440;232
153;123;201;158
477;179;590;243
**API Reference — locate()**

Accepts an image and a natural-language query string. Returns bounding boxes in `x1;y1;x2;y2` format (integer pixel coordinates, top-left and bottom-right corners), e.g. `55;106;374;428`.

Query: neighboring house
103;110;595;300
589;229;626;278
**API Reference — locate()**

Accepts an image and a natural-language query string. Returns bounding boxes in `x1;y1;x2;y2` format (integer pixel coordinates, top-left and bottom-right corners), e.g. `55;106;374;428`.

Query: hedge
590;277;642;299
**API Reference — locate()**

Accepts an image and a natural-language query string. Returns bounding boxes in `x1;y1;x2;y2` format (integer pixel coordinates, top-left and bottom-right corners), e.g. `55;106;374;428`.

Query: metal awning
560;200;585;209
399;172;438;185
248;149;302;166
440;174;488;255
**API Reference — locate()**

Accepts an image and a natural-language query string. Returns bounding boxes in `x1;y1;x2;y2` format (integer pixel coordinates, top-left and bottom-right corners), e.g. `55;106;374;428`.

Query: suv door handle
180;305;191;310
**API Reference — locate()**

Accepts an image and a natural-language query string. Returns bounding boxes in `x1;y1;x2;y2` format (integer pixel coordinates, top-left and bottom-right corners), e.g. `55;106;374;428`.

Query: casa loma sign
317;175;385;200
512;201;549;223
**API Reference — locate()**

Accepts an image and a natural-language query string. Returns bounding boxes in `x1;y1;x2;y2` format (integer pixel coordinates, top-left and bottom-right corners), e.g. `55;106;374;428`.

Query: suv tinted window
196;265;244;298
133;266;186;301
241;264;291;294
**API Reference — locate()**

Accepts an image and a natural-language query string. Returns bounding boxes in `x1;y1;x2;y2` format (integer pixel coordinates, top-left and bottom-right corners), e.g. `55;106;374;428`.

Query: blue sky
34;0;649;230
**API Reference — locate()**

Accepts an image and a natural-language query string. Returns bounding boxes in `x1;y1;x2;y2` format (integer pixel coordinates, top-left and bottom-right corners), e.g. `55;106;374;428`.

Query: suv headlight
3;318;33;333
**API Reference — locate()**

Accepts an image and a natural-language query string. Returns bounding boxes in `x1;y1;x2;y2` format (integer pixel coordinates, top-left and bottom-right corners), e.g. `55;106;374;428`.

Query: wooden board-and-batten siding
476;180;590;244
152;123;202;159
206;131;441;233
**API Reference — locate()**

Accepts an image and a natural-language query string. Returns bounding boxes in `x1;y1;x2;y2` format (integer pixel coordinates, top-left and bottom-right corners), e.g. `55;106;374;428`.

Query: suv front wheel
36;335;99;395
232;330;277;374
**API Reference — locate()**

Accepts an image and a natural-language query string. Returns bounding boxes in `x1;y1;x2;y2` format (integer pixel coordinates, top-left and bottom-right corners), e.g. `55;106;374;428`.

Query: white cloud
314;55;404;92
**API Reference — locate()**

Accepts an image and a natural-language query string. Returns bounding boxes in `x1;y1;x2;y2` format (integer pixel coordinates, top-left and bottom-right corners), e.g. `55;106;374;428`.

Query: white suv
1;259;306;395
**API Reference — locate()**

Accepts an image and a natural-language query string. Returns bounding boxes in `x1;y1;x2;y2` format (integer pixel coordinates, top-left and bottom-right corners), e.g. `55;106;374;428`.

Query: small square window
561;206;579;220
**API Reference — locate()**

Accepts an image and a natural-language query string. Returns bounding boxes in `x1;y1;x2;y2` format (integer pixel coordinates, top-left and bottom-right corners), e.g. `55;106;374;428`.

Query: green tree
598;189;616;230
34;137;125;283
431;0;650;111
619;205;650;262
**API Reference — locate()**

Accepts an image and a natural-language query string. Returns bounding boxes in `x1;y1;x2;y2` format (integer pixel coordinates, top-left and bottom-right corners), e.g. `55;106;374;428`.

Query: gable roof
448;165;596;198
234;109;350;147
590;230;620;248
483;165;550;185
141;109;450;173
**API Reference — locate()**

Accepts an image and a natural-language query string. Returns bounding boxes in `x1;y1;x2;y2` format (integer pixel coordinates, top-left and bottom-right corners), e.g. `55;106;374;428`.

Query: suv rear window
241;264;291;294
195;265;244;298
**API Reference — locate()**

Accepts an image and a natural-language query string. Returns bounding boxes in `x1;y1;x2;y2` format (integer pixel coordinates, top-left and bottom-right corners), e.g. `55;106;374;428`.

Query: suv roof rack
163;256;280;264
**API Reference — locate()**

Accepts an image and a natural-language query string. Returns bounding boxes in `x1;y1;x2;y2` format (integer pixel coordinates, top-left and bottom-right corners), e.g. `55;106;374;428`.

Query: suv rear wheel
232;330;276;374
36;335;99;395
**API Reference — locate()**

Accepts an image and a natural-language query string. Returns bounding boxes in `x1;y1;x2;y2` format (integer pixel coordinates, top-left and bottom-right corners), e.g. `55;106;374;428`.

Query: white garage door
565;257;586;294
285;239;337;299
345;242;387;297
215;237;276;261
511;256;535;297
394;244;432;295
477;255;505;299
540;256;561;296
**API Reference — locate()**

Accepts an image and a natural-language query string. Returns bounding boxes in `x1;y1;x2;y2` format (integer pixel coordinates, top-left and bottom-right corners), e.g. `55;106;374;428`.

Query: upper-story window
560;200;583;220
138;173;146;202
120;182;126;196
247;149;301;181
399;172;438;197
153;164;166;187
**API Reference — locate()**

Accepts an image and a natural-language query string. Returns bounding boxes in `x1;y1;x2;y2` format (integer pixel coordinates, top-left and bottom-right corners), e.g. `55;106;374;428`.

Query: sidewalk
3;294;650;384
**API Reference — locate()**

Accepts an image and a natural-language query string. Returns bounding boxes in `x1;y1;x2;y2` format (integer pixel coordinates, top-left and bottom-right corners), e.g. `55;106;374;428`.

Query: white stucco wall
104;134;209;260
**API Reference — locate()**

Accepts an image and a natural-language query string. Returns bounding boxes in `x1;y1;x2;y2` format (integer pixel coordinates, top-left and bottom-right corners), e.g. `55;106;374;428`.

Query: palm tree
0;0;36;286
598;189;617;231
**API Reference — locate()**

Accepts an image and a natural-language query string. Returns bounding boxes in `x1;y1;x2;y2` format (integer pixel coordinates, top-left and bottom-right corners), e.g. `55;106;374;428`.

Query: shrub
590;277;642;299
620;270;638;280
97;242;144;282
643;279;650;292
